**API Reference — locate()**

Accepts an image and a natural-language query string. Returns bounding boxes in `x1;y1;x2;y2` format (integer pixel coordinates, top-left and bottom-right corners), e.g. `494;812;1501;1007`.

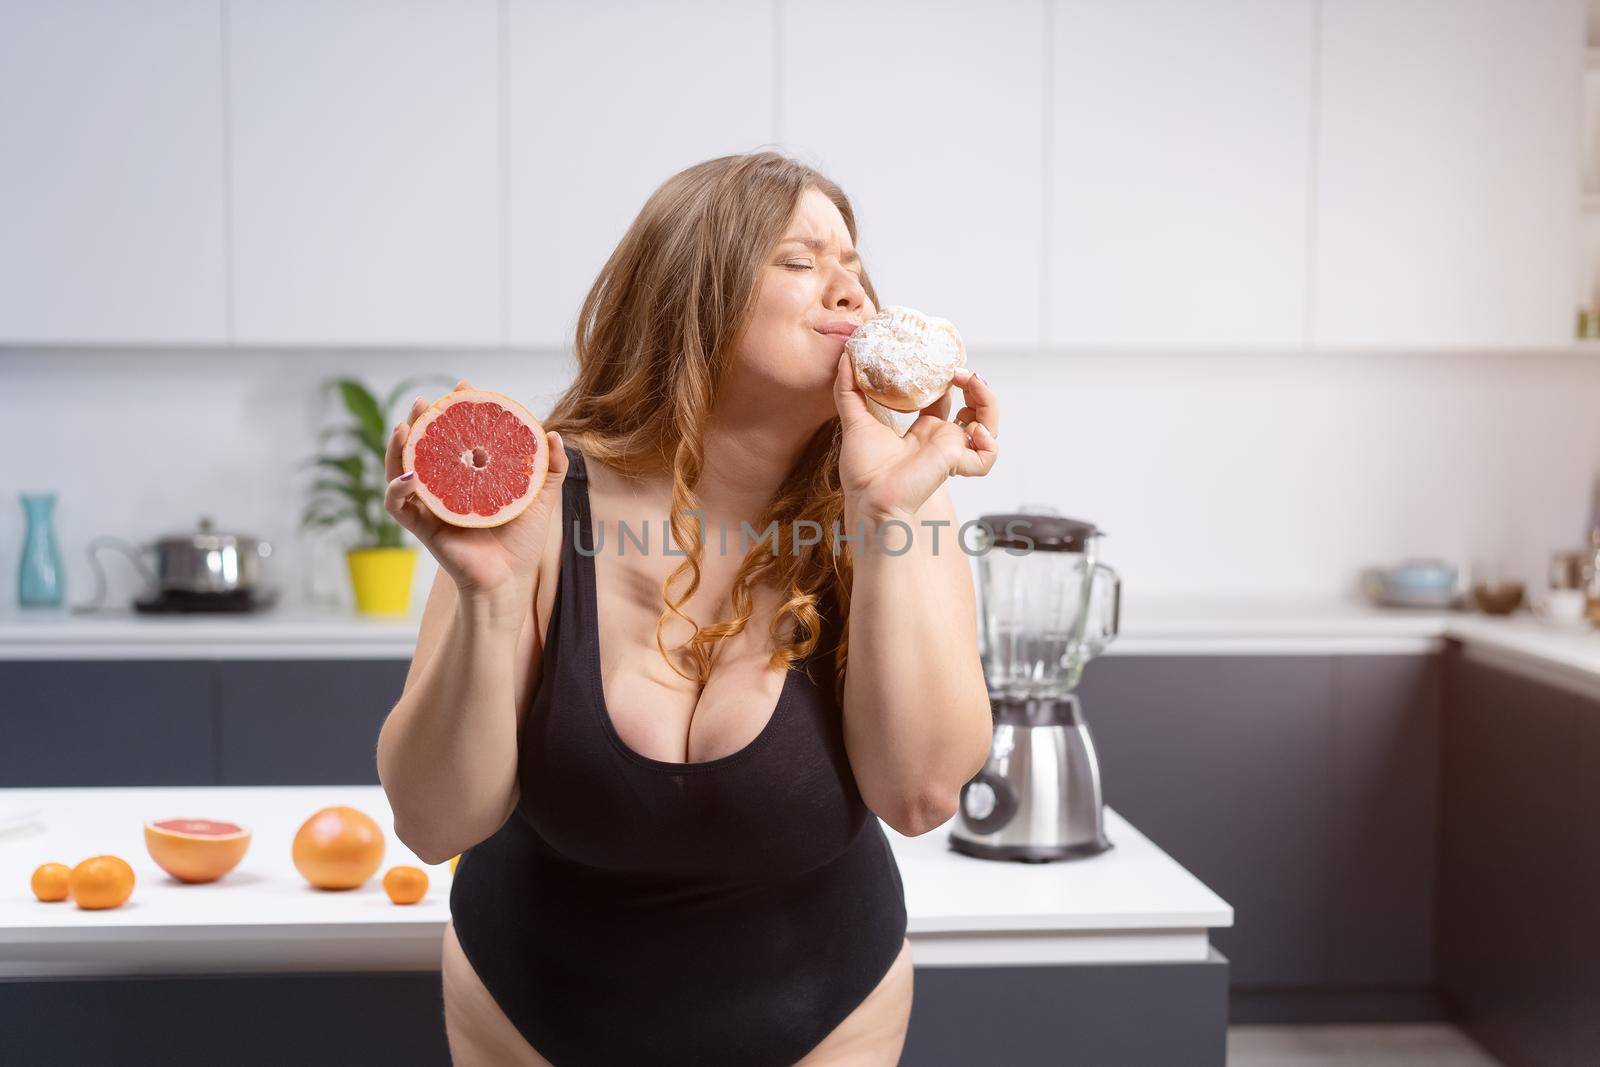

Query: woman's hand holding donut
383;379;568;604
833;354;999;526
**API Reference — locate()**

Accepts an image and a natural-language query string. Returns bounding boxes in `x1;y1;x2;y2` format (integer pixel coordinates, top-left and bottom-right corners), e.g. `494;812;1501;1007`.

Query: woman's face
734;187;876;398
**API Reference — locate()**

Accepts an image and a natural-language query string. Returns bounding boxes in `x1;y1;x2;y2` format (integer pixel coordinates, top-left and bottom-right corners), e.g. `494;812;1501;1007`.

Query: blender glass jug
976;506;1121;697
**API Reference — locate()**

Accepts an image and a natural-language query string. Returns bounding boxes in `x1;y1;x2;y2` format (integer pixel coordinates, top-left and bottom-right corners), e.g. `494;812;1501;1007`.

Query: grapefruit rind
291;806;386;891
400;388;549;529
144;818;253;884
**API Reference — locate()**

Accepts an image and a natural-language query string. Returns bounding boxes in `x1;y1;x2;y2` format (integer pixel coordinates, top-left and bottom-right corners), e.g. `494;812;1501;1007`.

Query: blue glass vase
19;492;64;608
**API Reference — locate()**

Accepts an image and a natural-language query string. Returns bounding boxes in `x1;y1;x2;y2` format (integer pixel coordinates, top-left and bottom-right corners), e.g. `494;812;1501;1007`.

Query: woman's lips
815;322;860;338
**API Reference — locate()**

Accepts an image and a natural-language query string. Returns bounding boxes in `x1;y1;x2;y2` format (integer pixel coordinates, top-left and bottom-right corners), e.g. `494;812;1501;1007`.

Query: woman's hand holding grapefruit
383;379;567;604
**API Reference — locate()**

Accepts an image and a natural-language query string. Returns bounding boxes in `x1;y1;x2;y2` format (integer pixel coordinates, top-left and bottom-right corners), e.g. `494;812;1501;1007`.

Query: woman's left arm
834;360;1000;836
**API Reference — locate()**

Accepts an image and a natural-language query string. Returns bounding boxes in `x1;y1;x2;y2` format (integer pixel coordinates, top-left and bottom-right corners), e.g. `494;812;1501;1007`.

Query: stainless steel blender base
946;693;1114;862
948;834;1113;863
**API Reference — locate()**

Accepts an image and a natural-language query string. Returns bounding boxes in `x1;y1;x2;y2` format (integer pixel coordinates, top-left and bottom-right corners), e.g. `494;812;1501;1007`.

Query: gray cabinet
1078;653;1440;1005
217;661;408;785
1328;654;1440;987
0;660;215;786
1;660;406;787
1080;655;1336;987
1437;649;1600;1066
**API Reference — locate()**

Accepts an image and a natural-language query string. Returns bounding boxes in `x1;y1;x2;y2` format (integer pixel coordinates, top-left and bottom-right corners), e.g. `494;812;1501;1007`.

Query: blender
949;506;1122;862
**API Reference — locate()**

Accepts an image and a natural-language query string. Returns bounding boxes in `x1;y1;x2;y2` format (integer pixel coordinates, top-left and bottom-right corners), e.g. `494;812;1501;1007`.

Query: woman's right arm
377;572;528;866
373;382;566;865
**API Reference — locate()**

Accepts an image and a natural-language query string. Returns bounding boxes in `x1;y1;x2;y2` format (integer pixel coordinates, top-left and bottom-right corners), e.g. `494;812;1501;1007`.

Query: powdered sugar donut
845;306;967;413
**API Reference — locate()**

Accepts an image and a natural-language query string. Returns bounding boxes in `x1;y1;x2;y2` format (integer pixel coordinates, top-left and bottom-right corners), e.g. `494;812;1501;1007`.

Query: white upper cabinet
0;0;227;344
1312;0;1581;348
3;0;1584;352
228;0;500;346
505;0;774;349
1049;0;1314;349
780;0;1046;350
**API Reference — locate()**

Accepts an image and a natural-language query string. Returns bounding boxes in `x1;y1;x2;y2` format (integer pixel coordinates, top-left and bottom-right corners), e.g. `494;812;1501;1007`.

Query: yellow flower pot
346;547;417;616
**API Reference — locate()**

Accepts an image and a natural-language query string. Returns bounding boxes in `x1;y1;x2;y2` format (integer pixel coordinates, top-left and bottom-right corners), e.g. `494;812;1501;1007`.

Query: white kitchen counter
0;786;1230;979
6;597;1600;698
0;605;421;660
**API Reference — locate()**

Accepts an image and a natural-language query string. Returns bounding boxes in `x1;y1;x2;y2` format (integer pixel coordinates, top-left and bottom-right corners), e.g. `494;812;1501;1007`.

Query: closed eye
784;260;864;283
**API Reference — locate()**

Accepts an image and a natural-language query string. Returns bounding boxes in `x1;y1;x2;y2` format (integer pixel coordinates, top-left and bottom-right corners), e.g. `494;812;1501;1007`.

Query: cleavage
595;553;795;765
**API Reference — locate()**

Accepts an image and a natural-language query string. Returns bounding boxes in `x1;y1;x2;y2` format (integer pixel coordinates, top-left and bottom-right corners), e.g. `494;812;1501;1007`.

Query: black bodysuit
449;445;909;1066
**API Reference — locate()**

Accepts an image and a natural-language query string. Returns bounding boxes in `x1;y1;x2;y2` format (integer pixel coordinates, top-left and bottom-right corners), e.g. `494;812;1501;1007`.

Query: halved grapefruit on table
401;389;549;529
144;818;252;884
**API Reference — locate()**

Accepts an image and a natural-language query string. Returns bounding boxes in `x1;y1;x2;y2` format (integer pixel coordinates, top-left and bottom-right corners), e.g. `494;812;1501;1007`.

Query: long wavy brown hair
540;151;880;704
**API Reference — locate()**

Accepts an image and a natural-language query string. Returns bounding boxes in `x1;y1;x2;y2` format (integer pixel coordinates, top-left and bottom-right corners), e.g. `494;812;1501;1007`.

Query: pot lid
155;517;270;554
976;509;1104;552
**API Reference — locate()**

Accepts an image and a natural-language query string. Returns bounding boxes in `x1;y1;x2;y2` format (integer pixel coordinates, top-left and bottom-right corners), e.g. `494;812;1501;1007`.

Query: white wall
4;345;1596;614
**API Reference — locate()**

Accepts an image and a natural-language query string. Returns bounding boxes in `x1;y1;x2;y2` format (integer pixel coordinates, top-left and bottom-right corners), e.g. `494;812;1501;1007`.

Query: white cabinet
780;0;1046;350
0;0;227;344
228;0;501;346
505;0;774;349
1048;0;1314;349
2;0;1586;353
1312;0;1582;348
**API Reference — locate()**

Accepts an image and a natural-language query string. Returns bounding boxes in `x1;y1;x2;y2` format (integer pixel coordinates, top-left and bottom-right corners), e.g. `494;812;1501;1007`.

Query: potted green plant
301;375;453;615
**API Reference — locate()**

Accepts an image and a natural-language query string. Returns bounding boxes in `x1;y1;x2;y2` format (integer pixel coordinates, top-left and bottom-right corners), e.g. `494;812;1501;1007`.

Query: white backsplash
3;345;1598;615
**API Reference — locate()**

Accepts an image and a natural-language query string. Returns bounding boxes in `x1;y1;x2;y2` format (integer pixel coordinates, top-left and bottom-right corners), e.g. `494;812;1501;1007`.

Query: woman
377;151;1000;1066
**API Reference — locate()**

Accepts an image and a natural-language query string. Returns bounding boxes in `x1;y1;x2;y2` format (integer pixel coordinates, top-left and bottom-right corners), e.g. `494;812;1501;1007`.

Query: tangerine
31;862;71;902
291;806;384;890
69;855;135;910
383;865;428;905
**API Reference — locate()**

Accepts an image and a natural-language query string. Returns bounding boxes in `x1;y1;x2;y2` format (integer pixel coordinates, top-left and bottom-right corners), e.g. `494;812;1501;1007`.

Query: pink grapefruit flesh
401;389;548;529
152;819;245;837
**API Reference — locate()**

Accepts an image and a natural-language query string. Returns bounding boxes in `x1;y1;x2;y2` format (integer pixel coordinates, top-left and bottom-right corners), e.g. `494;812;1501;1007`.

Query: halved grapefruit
401;388;548;528
144;818;252;884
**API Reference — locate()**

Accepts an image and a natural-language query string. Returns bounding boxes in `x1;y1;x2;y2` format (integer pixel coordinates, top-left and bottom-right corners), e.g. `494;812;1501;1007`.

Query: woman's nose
829;271;866;309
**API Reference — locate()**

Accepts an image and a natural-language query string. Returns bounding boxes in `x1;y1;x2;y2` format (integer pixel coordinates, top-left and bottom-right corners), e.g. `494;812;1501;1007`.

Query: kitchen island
0;785;1232;1066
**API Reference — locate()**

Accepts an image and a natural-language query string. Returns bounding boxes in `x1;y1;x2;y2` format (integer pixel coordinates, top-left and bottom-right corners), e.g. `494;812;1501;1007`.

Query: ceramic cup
1532;588;1587;626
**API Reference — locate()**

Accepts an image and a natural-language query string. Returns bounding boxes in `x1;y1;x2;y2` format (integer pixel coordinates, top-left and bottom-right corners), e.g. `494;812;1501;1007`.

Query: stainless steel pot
78;517;274;608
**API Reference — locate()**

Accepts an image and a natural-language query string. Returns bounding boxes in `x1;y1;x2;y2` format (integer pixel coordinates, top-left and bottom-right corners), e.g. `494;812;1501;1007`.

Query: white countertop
5;597;1600;698
0;596;1496;660
0;605;422;660
0;786;1230;978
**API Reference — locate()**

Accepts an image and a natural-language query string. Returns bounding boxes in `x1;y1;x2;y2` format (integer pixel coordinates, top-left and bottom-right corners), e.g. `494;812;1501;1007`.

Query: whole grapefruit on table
383;866;429;905
31;862;71;902
291;806;385;890
69;855;136;910
143;818;252;883
401;388;549;528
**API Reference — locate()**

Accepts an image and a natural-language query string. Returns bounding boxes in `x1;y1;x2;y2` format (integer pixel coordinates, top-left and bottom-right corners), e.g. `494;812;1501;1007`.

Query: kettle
75;517;274;611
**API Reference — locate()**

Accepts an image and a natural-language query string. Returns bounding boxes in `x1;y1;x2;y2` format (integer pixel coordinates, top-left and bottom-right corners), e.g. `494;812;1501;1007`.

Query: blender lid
977;512;1103;552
